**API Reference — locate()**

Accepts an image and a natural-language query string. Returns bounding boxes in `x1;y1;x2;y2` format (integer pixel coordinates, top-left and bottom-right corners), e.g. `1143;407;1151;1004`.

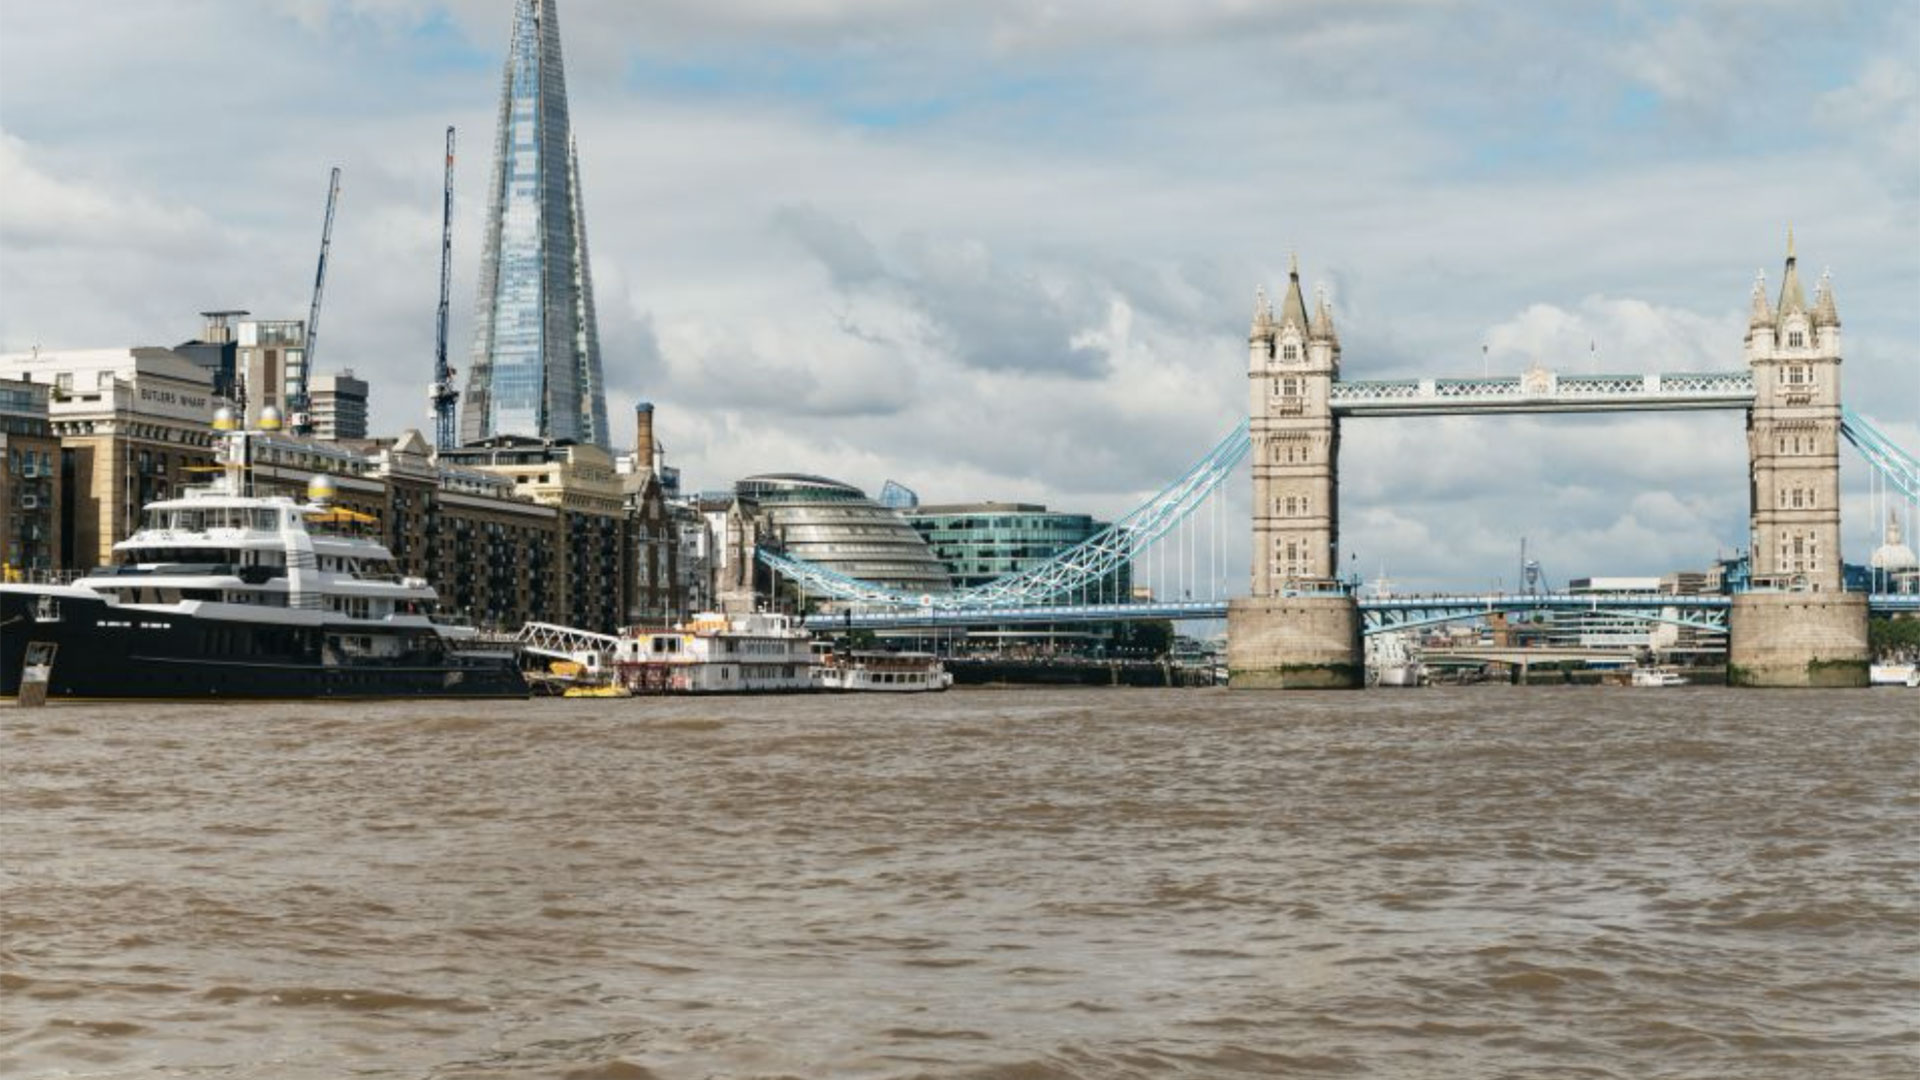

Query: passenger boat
1365;631;1424;688
1630;667;1688;688
610;611;817;694
0;416;525;700
1362;574;1424;688
813;650;952;693
1868;662;1919;688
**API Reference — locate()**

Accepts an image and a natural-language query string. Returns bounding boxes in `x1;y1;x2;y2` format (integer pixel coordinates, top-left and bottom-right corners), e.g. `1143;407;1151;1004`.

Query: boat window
253;509;278;530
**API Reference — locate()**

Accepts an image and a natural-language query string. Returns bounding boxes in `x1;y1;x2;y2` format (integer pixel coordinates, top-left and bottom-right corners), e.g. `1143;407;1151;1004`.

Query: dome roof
1870;513;1918;572
1870;541;1918;572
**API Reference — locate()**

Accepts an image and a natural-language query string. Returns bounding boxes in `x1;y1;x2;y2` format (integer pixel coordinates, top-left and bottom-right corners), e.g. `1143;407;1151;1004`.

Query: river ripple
2;687;1915;1079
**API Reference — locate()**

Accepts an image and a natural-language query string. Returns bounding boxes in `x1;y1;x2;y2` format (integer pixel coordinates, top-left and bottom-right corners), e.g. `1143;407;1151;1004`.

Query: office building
310;370;369;442
0;346;223;569
172;310;245;401
460;0;611;450
737;474;951;598
907;501;1126;596
907;500;1129;653
0;378;61;578
235;317;306;428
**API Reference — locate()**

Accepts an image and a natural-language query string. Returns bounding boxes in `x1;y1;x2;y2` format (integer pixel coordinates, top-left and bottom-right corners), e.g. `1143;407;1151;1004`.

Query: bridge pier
1227;595;1362;689
1728;593;1869;687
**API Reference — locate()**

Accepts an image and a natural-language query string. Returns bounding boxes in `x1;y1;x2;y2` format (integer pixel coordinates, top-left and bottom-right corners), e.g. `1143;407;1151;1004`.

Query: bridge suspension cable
758;420;1252;610
1841;406;1919;504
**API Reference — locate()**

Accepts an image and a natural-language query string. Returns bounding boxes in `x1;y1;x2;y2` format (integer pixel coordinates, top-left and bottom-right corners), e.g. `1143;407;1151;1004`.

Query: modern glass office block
461;0;610;450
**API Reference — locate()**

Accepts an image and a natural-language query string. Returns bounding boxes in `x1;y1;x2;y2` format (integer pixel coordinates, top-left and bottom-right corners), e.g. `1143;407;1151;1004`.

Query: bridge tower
1730;234;1869;685
1227;257;1362;688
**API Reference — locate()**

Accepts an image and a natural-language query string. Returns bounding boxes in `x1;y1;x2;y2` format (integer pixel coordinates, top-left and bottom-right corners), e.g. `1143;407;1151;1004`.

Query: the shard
461;0;610;450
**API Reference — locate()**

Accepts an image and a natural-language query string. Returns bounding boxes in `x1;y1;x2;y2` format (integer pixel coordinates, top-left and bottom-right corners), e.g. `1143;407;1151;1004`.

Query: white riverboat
1869;662;1919;688
610;611;817;694
813;651;952;693
1362;573;1424;688
1630;667;1689;688
1365;632;1424;688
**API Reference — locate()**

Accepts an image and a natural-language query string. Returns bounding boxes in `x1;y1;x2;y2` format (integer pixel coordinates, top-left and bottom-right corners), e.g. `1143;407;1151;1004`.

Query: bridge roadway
828;592;1920;632
1329;371;1757;415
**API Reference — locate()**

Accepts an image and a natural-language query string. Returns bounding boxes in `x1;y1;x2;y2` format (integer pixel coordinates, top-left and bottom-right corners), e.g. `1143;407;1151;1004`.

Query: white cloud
0;133;216;253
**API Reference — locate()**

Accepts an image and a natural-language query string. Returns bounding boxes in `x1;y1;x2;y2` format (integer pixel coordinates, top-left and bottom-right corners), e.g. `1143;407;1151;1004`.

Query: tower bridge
758;236;1915;688
1231;236;1873;688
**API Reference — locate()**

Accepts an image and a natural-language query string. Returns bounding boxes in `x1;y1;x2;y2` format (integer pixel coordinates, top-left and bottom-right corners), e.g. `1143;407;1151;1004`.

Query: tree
1868;615;1920;658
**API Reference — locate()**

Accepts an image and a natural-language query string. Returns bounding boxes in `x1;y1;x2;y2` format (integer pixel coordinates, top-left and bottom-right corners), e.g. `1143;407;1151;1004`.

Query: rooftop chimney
635;401;656;474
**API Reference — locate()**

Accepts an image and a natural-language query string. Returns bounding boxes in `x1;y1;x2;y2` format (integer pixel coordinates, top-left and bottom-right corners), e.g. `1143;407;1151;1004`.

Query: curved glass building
737;474;951;595
906;502;1128;597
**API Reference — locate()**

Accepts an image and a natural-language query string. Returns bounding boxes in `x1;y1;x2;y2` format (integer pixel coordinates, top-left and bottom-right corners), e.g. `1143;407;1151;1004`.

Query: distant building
877;480;919;510
0;378;61;577
906;501;1125;596
461;0;611;450
738;474;952;598
906;500;1128;653
235;317;306;429
616;403;686;624
1869;512;1919;594
436;436;627;632
309;370;369;442
0;346;223;569
0;338;682;632
1560;576;1675;652
172;310;246;401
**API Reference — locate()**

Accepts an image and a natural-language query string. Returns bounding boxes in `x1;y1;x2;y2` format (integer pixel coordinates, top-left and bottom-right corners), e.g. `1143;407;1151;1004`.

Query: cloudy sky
2;0;1916;592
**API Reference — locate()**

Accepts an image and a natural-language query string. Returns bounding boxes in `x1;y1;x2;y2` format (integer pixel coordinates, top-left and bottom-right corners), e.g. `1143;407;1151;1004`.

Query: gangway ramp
517;621;622;664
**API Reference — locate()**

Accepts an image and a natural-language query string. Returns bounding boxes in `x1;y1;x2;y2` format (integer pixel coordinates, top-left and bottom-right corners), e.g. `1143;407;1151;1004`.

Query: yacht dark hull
1;589;527;700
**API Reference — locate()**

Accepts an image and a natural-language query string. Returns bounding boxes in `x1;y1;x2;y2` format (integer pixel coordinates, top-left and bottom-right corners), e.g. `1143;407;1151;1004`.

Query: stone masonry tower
1249;257;1342;592
1730;233;1869;685
1228;256;1362;688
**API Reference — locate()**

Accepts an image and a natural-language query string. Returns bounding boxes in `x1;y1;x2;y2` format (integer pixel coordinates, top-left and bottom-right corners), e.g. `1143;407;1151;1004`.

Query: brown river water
2;687;1915;1079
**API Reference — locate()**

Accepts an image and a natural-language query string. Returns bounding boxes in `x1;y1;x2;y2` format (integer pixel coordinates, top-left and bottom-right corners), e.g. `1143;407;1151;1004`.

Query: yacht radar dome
258;405;284;431
212;405;238;431
307;473;338;504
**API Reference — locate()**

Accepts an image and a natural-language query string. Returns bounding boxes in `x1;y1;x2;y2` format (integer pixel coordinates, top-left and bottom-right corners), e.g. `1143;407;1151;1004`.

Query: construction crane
430;127;460;452
293;166;342;436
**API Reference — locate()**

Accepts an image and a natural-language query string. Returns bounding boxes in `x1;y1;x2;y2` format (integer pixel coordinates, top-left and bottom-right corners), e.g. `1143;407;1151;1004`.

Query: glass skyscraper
461;0;611;450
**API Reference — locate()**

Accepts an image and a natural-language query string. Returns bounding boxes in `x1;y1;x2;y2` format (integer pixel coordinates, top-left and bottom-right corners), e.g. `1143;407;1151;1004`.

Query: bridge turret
1249;286;1275;369
1745;271;1774;349
1309;283;1341;377
1812;269;1840;351
1277;254;1311;337
1774;227;1806;319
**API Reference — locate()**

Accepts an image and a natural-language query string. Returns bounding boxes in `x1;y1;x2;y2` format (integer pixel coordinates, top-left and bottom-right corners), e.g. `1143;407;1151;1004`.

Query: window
1788;330;1805;348
1282;344;1299;362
